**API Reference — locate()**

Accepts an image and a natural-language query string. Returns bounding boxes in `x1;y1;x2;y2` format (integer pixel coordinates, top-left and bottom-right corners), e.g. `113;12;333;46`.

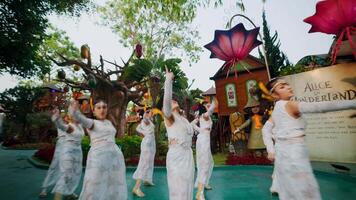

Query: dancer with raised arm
163;66;195;200
132;108;156;197
191;100;216;200
39;108;84;200
262;78;356;200
69;99;128;200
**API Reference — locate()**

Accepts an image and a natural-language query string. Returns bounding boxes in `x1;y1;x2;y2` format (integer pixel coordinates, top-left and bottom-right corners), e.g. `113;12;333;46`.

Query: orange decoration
252;114;262;129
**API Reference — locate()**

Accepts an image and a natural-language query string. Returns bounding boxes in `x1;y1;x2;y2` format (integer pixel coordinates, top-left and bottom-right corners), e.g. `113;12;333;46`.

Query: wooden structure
210;55;269;152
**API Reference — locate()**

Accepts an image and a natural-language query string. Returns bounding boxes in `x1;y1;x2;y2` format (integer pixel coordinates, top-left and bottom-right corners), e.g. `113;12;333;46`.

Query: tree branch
52;54;113;88
103;59;123;69
127;78;149;89
107;70;124;77
53;78;90;90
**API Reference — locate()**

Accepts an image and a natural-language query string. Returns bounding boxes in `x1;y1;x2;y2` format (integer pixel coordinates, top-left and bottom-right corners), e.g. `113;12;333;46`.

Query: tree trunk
92;83;129;137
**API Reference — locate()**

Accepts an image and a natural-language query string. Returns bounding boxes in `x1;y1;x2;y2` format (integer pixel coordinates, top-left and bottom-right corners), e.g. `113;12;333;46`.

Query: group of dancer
38;66;355;200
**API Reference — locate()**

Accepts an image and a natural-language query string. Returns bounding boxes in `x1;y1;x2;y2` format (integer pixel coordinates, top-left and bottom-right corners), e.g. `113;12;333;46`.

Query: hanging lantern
88;74;97;88
73;64;81;71
81;44;90;59
135;43;143;58
204;23;262;77
143;92;150;100
304;0;356;63
63;86;69;93
57;69;66;79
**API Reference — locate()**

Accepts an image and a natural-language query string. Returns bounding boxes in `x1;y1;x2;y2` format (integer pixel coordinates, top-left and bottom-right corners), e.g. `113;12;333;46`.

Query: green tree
0;0;91;78
51;43;189;135
98;0;206;63
39;25;81;82
259;10;290;78
0;85;45;142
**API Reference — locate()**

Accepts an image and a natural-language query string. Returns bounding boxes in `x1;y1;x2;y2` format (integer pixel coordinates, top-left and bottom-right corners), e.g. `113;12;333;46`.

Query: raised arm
51;109;71;133
203;100;216;119
190;118;201;133
69;100;94;129
162;66;174;119
287;100;356;116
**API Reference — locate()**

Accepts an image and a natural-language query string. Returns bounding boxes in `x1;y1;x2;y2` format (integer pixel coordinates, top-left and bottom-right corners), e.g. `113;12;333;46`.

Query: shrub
225;153;272;165
116;135;142;158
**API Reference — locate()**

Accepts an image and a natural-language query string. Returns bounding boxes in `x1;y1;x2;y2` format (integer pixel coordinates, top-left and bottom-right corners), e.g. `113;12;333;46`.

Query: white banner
282;63;356;163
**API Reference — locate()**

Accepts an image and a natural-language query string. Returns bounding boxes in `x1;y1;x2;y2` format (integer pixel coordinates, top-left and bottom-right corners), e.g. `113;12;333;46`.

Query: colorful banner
245;79;259;101
225;83;237;107
282;63;356;163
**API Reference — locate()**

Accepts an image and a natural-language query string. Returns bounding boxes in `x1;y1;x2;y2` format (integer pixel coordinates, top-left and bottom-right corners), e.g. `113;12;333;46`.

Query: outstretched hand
51;108;60;122
165;65;174;81
68;99;79;114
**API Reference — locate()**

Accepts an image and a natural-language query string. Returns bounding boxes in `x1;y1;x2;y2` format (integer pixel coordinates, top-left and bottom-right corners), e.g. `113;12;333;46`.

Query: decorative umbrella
204;14;269;79
304;0;356;64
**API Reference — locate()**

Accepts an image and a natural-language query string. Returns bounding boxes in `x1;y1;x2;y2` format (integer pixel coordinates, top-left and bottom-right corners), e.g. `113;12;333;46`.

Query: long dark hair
93;98;107;107
198;103;207;116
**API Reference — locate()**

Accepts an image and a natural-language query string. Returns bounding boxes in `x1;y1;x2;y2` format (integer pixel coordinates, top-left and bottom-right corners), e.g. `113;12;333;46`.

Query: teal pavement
1;148;356;200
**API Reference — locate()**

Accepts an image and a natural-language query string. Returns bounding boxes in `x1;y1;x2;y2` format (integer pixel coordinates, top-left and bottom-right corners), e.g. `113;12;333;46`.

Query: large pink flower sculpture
205;23;262;76
304;0;356;63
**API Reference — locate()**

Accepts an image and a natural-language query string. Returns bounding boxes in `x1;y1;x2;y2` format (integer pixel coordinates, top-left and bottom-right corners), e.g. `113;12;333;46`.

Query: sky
0;0;333;92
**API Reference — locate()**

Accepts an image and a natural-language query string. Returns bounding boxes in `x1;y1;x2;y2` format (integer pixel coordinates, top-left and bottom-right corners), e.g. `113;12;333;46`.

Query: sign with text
282;63;356;163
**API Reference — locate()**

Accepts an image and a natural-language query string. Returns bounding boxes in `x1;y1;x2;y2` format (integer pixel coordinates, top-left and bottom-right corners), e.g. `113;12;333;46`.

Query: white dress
53;123;84;195
79;119;127;200
132;118;156;182
271;100;321;200
166;113;195;200
41;129;66;190
192;115;214;187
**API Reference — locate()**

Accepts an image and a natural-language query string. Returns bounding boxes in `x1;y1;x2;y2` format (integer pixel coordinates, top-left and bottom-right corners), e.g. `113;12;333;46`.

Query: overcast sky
0;0;333;92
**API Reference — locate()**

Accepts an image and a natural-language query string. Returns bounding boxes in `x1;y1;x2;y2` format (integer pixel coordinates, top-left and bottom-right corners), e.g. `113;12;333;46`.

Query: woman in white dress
163;66;195;200
69;99;128;200
132;109;156;197
262;78;356;200
191;101;216;200
39;109;84;200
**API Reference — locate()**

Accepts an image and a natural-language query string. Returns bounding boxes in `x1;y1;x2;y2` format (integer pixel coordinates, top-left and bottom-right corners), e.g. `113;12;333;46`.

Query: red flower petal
304;0;356;35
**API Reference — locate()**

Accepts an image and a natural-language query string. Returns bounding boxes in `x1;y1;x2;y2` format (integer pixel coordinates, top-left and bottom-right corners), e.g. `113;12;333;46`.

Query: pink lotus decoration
205;23;262;77
304;0;356;63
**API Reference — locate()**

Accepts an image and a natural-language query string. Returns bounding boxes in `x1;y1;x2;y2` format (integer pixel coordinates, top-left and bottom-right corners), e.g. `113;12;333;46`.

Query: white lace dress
53;123;84;195
132;118;156;183
79;119;127;200
41;129;66;190
166;113;195;200
192;114;214;187
271;100;321;200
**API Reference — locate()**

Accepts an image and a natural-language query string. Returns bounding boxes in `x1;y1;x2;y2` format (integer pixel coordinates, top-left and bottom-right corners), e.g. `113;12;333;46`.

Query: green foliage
0;85;44;124
122;59;153;82
116;135;142;158
81;135;143;158
81;136;91;152
98;0;204;63
0;0;91;78
278;64;309;76
26;112;52;130
259;11;290;78
156;140;168;156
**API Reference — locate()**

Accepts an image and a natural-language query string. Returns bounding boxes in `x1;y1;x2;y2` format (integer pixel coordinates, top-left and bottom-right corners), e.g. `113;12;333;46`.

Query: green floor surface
1;148;356;200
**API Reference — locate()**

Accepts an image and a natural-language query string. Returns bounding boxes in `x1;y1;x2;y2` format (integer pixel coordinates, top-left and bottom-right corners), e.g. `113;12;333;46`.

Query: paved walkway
1;148;356;199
